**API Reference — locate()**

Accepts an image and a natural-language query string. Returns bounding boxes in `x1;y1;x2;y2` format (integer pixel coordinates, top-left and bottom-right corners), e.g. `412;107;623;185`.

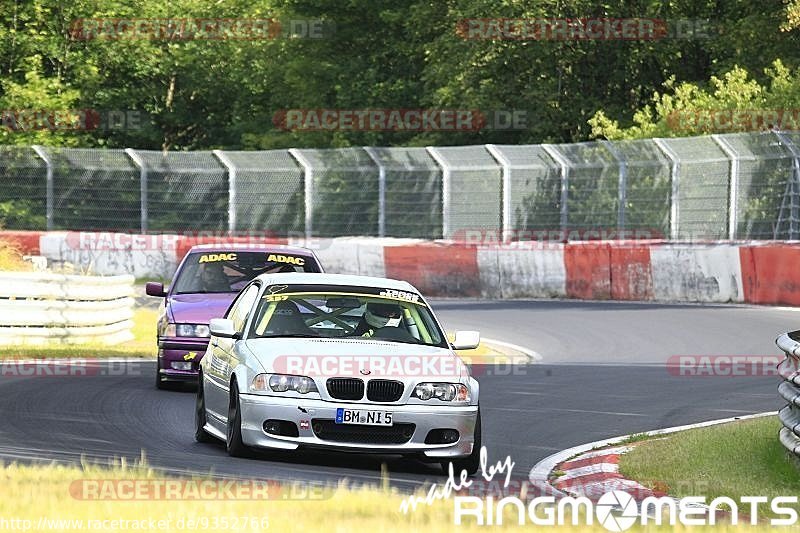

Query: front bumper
157;338;208;380
238;394;478;458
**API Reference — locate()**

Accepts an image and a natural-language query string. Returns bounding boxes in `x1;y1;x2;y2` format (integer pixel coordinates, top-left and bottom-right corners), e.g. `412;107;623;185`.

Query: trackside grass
0;461;783;532
619;416;800;517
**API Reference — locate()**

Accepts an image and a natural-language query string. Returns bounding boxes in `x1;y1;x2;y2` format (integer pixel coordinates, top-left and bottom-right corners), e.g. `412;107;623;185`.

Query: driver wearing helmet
353;302;403;337
198;262;231;292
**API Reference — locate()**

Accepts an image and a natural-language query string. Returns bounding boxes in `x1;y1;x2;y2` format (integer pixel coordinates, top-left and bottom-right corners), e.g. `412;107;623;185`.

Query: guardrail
775;332;800;458
0;272;135;345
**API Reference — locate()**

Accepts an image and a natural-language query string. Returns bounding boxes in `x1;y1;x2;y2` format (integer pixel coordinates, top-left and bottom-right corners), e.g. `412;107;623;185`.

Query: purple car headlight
175;324;211;338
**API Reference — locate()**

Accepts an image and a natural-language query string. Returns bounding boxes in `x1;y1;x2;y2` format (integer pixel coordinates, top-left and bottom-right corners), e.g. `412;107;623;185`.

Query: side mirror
145;282;166;297
209;318;238;339
452;330;480;350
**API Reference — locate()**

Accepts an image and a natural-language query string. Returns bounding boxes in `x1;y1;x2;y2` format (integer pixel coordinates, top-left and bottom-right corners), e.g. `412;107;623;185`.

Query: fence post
288;149;314;240
31;145;54;231
602;140;627;233
712;134;740;240
213;150;237;234
541;144;569;237
775;130;800;240
426;147;450;239
363;147;386;238
485;144;512;241
124;148;147;233
653;139;680;240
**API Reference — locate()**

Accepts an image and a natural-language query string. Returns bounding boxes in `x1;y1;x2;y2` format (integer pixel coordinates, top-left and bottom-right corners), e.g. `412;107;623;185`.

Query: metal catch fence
2;131;800;240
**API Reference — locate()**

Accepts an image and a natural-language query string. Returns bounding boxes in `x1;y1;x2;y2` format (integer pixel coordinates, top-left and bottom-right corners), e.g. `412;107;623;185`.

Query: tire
194;370;213;443
226;380;249;457
442;406;481;476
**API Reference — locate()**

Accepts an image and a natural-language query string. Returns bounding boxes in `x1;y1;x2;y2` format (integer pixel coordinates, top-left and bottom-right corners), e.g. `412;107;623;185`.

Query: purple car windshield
173;251;317;294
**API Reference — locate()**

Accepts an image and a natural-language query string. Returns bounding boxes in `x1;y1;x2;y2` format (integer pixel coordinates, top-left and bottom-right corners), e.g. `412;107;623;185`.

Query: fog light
263;420;282;435
170;361;192;371
263;419;299;437
441;429;459;443
424;428;460;444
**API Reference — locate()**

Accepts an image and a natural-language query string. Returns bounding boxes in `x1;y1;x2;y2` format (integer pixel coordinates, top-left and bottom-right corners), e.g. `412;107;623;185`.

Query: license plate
335;408;393;426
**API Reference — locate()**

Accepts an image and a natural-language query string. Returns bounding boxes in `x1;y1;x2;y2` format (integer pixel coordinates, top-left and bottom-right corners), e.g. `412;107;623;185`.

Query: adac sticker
183;352;198;361
267;253;305;266
198;253;237;263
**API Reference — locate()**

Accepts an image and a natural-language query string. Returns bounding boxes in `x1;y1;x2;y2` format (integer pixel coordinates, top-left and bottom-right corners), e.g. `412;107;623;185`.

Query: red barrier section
0;231;42;255
610;244;653;300
564;243;611;299
383;243;480;297
175;235;289;262
740;244;800;305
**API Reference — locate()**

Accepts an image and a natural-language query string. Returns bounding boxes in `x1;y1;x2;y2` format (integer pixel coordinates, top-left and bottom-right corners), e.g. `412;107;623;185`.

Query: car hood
166;293;235;324
243;337;468;381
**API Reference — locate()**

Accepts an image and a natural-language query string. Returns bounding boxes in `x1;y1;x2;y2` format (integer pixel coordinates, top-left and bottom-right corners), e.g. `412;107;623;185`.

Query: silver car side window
228;285;260;333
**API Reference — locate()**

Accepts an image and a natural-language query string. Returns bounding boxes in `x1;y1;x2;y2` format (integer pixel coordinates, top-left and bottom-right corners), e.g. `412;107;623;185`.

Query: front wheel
442;406;481;476
194;371;213;443
226;380;250;457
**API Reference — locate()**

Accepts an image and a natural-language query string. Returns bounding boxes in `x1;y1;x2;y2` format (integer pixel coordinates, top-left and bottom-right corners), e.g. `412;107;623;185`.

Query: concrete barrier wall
39;232;178;279
477;247;566;299
8;231;800;306
384;242;481;297
650;244;744;303
741;244;800;306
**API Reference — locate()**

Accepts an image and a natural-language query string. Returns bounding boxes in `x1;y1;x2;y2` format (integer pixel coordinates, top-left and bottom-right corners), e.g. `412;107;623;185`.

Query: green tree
588;60;800;139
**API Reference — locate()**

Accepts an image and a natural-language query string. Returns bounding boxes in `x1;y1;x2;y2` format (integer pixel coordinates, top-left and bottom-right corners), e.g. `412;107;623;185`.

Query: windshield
248;285;448;348
173;252;319;294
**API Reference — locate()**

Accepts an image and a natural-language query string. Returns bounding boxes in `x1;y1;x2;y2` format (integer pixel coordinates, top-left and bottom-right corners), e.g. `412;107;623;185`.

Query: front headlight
252;373;318;394
176;324;211;338
412;382;469;402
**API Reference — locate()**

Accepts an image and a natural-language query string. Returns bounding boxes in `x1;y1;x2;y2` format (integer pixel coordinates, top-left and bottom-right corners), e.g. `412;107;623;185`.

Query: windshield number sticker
380;289;420;302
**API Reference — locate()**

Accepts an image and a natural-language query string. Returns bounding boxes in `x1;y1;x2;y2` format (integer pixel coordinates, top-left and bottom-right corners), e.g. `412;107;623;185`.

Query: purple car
146;244;324;389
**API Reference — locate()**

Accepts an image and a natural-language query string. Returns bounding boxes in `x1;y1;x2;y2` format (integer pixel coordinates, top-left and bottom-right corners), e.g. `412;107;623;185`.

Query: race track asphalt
0;299;794;491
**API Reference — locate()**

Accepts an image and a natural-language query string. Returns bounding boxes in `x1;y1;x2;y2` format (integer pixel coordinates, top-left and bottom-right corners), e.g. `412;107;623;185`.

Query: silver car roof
252;272;420;294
